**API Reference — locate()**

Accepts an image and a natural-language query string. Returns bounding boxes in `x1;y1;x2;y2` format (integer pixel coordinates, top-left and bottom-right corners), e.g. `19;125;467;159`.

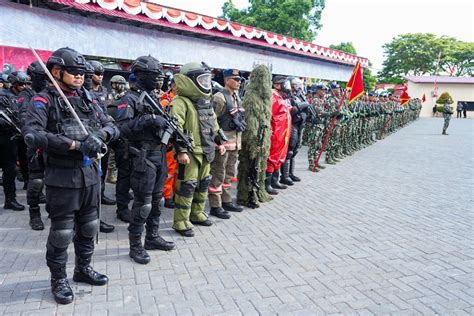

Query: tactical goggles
94;71;104;76
66;67;86;76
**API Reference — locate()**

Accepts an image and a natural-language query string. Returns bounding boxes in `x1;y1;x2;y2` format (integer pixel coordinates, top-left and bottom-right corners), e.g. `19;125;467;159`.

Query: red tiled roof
405;76;474;84
46;0;369;67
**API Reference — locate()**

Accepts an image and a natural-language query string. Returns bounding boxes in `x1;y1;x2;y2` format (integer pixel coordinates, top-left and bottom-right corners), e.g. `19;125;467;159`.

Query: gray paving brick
0;118;472;315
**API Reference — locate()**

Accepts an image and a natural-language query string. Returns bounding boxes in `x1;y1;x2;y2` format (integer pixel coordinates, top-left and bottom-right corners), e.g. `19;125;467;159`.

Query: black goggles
94;71;104;76
65;67;86;76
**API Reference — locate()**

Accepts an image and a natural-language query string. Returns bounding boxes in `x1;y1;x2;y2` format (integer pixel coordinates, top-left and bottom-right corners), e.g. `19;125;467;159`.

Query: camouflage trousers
208;149;238;208
306;123;325;167
443;114;451;132
326;124;340;160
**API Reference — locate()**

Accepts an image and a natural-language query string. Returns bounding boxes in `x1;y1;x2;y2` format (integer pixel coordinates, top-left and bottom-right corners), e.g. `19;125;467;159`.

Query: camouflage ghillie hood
244;64;272;102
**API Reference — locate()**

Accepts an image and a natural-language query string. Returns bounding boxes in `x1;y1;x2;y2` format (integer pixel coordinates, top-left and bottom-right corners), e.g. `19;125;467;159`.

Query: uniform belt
47;156;83;168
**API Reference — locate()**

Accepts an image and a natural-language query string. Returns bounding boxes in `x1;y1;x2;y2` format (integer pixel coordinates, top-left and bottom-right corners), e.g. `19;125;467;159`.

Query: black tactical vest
217;90;245;132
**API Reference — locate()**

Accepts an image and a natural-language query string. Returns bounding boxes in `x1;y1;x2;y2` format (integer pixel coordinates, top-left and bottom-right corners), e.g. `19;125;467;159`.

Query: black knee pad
139;203;152;220
48;228;74;249
29;178;44;193
179;180;197;198
79;219;99;239
196;176;211;193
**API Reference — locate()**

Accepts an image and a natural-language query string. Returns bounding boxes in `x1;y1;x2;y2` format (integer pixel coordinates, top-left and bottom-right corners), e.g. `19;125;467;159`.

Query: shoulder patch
117;104;128;109
33;97;48;104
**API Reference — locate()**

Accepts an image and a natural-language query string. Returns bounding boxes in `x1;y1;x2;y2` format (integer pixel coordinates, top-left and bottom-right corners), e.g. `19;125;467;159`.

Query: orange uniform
160;91;177;200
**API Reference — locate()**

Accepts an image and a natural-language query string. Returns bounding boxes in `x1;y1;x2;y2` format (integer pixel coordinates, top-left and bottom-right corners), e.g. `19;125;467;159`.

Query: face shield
196;73;212;92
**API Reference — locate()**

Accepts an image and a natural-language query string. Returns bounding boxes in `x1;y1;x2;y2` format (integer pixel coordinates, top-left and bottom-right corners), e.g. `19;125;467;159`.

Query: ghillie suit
236;65;273;207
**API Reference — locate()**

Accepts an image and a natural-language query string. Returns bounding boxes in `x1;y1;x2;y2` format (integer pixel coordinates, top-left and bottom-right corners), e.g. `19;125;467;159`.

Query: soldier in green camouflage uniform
306;84;329;172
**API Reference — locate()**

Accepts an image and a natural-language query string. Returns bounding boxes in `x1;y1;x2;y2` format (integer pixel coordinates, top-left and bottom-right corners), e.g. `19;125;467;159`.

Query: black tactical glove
78;132;105;157
139;114;167;129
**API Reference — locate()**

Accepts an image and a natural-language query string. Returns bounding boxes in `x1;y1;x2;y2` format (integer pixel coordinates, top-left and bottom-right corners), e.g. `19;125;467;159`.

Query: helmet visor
196;73;212;91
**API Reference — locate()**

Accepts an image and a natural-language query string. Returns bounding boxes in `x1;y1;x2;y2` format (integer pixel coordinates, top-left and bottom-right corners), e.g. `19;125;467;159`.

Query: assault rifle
0;109;22;135
247;123;267;208
137;91;193;152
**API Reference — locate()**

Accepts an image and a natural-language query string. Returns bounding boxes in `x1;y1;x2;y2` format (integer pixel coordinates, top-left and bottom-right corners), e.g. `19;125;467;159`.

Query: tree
329;42;357;55
379;33;474;82
221;0;326;42
436;92;454;104
330;42;377;91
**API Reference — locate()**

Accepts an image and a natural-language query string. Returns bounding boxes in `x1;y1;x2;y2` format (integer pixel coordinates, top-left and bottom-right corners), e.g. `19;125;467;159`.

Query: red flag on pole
347;62;364;104
400;89;410;106
422;93;426;103
311;61;364;172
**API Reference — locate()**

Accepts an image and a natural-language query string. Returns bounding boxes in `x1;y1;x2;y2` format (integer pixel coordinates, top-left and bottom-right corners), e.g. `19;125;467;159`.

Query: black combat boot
265;172;278;195
29;206;44;231
116;207;131;223
210;207;231;219
129;234;150;264
280;160;294;186
51;277;74;305
144;224;175;251
50;267;74;305
73;265;108;286
101;194;116;205
100;220;115;233
289;158;301;182
271;170;287;189
222;202;244;212
4;198;25;211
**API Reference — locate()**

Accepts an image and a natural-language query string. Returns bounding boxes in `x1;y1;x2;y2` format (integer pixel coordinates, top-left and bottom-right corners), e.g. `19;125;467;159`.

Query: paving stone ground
0;117;473;315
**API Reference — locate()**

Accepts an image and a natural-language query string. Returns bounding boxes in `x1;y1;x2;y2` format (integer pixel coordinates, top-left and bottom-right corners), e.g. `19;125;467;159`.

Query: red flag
422;93;426;103
347;62;364;104
400;89;410;106
346;64;358;90
450;66;456;75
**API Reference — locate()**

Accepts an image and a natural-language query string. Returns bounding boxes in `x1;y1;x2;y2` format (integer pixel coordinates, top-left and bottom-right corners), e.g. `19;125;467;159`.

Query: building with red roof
1;0;369;81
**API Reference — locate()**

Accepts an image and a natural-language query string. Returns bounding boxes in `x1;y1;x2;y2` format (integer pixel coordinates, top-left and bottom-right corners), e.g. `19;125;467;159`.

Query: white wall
407;81;474;118
0;1;353;81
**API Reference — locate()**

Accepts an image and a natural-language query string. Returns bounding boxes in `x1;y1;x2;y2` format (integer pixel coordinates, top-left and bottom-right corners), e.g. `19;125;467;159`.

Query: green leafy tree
330;42;377;91
379;33;474;82
329;42;357;55
221;0;326;42
436;92;454;104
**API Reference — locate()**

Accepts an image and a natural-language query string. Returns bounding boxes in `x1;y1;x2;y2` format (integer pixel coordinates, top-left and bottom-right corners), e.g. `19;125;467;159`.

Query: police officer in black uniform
17;62;48;229
84;60;115;233
107;80;133;223
280;77;310;185
116;55;175;265
23;47;119;304
0;73;25;211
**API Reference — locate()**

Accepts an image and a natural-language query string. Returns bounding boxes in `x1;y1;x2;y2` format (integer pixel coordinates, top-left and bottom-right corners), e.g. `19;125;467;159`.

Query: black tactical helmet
131;55;163;75
8;71;30;84
180;62;212;94
84;62;94;76
88;60;104;75
46;47;86;71
27;61;46;77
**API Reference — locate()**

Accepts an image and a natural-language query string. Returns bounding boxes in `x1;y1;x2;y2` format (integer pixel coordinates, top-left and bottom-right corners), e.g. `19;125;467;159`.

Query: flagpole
311;89;347;172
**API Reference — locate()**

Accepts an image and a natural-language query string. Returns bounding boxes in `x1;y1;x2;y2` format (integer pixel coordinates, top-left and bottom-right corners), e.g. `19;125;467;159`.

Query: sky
155;0;473;73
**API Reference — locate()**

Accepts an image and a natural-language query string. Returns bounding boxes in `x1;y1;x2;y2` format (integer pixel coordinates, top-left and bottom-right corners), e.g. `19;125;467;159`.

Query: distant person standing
456;103;462;118
462;102;468;118
442;102;453;135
